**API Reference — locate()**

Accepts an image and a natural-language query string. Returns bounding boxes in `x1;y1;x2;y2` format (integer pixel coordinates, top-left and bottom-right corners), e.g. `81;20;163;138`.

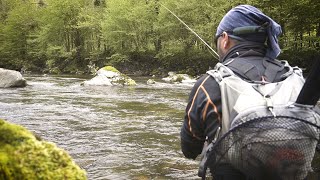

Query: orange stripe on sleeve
201;86;221;123
187;76;211;139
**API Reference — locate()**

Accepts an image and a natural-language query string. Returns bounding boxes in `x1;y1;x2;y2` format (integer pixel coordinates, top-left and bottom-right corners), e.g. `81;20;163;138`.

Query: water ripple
0;75;198;179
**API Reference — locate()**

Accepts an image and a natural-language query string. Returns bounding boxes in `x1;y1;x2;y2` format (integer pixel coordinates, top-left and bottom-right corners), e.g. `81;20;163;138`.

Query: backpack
198;61;320;180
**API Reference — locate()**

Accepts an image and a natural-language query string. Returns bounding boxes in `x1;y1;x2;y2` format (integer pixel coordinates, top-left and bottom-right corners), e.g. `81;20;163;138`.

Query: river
0;75;199;180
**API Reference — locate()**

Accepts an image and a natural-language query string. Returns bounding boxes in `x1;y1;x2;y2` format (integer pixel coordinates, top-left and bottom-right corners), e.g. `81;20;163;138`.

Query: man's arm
180;75;222;159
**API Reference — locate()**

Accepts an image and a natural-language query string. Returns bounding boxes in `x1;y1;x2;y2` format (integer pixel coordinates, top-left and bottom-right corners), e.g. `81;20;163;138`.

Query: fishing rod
159;3;220;60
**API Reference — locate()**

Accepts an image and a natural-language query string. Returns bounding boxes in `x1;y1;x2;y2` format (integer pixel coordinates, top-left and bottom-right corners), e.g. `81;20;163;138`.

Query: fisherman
180;4;293;179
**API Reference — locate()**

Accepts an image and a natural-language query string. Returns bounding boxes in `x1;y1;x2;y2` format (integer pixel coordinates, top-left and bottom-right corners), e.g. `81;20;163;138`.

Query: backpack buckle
264;95;276;117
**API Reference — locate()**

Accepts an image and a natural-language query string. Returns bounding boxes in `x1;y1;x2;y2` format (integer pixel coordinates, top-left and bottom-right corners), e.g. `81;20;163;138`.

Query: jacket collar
220;41;267;63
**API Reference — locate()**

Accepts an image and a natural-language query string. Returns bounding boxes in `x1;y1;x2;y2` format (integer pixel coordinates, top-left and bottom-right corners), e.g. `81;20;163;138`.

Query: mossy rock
0;119;86;180
102;66;120;73
124;78;137;86
175;75;184;83
101;66;136;86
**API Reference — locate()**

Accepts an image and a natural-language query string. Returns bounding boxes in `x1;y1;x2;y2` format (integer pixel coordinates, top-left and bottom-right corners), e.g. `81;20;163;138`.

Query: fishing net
208;116;320;180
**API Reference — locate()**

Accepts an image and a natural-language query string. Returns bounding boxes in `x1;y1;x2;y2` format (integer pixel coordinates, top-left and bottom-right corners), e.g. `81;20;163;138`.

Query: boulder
0;119;86;179
147;79;156;85
83;66;136;86
0;68;27;88
162;72;196;84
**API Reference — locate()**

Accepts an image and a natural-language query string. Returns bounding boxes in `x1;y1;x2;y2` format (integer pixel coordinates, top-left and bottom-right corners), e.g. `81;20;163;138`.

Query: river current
0;75;199;179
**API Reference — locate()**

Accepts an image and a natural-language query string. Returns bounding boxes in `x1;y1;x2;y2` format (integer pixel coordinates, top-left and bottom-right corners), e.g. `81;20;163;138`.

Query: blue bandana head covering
216;5;282;59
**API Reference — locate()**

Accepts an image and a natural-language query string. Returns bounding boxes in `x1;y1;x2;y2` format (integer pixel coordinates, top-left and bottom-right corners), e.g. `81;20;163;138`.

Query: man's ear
221;32;229;49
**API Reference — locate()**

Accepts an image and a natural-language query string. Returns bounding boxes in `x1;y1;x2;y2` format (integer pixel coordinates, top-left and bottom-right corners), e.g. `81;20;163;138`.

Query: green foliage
0;119;86;179
279;48;320;72
157;0;217;51
44;45;75;73
0;0;319;74
0;0;39;70
102;0;157;52
156;47;216;75
105;53;130;68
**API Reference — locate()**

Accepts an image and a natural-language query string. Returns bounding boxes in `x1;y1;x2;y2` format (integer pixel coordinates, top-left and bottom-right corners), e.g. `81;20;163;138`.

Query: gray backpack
199;62;320;180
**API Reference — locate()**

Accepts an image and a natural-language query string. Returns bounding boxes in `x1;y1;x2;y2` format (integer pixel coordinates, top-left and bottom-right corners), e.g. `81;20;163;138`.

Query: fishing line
159;2;220;60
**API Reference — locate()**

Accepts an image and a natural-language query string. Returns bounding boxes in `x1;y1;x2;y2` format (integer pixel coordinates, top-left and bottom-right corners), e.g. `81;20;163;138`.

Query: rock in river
0;119;87;179
0;68;27;88
147;79;156;85
82;66;136;86
162;72;196;84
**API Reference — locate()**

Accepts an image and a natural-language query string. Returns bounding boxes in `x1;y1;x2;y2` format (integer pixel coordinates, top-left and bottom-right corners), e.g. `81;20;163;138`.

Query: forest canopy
0;0;319;75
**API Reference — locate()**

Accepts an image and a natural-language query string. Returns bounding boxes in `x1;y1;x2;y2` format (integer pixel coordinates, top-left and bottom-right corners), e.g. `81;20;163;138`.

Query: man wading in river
181;4;320;180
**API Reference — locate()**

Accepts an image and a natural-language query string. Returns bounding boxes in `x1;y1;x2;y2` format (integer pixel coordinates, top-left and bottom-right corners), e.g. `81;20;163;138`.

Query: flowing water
0;75;200;180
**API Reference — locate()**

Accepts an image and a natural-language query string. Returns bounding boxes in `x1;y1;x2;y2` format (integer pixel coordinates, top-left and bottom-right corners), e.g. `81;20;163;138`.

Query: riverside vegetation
0;0;319;76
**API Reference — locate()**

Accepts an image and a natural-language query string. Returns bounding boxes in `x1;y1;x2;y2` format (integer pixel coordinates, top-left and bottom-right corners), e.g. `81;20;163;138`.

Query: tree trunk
308;31;312;48
300;32;303;48
65;31;70;52
74;29;84;67
316;22;320;49
294;34;297;49
154;38;162;52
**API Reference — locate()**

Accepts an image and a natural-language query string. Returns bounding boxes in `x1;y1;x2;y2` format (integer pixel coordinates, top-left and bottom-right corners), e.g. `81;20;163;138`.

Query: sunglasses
214;33;223;45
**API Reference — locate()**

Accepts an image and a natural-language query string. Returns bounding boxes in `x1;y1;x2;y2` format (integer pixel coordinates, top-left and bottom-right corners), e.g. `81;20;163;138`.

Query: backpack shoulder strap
218;57;283;83
206;62;234;83
262;58;284;82
224;58;261;82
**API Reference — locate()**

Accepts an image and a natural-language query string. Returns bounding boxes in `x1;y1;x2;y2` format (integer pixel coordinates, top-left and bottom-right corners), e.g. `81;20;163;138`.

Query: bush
105;53;130;67
156;48;217;76
279;48;320;74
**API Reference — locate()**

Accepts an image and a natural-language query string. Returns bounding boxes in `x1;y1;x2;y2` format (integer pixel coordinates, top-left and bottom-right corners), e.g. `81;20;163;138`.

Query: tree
0;0;39;70
102;0;158;52
0;0;319;74
36;0;87;73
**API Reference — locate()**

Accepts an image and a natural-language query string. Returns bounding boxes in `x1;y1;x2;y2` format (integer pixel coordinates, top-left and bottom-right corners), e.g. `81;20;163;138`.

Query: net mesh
209;116;320;180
